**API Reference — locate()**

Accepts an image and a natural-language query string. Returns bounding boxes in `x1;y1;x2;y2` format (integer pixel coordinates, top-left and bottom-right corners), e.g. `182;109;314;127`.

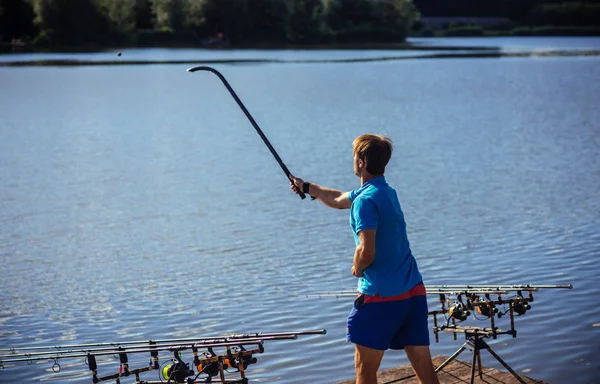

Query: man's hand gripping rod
187;65;308;199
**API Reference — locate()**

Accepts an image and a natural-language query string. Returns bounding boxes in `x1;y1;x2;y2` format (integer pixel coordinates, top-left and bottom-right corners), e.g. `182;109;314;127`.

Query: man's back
349;176;423;297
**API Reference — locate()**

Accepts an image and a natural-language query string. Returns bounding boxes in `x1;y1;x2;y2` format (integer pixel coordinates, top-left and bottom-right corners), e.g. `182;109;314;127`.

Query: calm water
1;38;599;384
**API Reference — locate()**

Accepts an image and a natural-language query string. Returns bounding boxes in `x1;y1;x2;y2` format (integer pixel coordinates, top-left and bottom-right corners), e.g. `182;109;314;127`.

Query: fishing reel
493;294;532;318
448;301;470;322
192;347;218;377
508;302;531;317
477;302;499;318
225;346;258;371
160;351;195;383
469;295;499;318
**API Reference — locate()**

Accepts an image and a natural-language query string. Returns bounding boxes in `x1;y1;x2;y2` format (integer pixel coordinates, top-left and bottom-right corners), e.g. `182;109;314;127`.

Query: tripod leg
470;349;477;384
486;346;528;384
477;350;483;379
435;344;467;373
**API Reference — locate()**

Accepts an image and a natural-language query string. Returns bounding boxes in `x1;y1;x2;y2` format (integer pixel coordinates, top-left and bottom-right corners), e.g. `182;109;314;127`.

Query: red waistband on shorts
363;283;426;303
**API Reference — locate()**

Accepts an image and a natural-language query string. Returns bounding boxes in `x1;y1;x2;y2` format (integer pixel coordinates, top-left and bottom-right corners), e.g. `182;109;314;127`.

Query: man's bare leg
404;345;439;384
355;344;385;384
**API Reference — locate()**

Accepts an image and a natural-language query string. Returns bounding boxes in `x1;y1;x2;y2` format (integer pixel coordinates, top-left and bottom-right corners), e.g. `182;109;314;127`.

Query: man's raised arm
289;175;352;210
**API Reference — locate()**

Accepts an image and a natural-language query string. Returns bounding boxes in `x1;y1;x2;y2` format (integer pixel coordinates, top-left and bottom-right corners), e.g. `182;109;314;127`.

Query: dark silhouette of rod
187;65;306;199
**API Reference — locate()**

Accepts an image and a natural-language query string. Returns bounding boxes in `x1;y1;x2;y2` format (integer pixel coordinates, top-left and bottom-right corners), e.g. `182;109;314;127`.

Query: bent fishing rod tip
187;65;216;73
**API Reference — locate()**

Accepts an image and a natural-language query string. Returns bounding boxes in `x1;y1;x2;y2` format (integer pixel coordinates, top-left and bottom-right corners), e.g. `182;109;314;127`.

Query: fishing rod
186;65;311;200
0;336;296;362
296;281;573;382
426;287;574;384
85;344;265;384
0;329;325;356
303;289;512;297
425;283;572;346
0;329;327;384
302;284;573;298
427;284;573;291
394;283;574;384
0;340;267;363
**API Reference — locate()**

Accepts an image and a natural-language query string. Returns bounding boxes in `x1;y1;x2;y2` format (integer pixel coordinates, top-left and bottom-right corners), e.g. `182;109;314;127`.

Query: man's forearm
353;245;374;275
307;183;347;209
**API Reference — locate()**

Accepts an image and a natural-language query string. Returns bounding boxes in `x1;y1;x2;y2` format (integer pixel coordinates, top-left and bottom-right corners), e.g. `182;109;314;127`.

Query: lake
1;37;599;384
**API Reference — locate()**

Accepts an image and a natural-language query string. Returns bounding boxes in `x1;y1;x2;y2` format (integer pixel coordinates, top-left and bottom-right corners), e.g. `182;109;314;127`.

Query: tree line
1;0;599;49
0;0;419;48
413;0;600;23
411;0;600;36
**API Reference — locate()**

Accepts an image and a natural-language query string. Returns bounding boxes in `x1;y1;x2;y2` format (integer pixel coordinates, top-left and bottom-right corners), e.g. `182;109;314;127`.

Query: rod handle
289;176;317;200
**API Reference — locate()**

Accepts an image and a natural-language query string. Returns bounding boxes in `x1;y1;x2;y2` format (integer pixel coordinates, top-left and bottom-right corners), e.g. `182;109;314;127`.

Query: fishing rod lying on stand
424;284;572;384
0;329;326;383
307;284;572;384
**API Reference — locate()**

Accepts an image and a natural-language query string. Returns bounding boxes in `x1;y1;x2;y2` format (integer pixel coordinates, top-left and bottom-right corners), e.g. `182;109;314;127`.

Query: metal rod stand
434;334;527;384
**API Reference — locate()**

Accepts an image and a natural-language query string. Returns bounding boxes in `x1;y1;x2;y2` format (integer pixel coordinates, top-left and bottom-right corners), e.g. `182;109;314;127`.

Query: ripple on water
2;54;600;384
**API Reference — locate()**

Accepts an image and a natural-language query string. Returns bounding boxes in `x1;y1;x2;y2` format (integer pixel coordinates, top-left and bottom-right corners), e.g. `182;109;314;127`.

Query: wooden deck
335;355;548;384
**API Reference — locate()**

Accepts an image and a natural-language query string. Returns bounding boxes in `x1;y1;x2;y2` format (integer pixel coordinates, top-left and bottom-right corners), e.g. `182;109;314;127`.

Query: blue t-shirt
348;176;423;297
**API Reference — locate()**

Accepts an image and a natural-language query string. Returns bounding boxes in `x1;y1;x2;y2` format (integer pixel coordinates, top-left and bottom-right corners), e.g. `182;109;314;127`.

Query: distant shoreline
416;25;600;38
2;48;599;67
2;41;499;55
3;31;600;55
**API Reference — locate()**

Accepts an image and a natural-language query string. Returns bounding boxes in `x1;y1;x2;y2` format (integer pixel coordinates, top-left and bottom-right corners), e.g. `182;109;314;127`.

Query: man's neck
360;172;379;186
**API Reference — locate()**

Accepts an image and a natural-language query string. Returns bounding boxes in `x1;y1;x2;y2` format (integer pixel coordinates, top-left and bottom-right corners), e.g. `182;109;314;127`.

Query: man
290;134;439;384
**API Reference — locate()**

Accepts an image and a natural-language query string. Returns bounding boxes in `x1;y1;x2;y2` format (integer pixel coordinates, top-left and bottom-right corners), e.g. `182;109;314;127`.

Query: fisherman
290;134;439;384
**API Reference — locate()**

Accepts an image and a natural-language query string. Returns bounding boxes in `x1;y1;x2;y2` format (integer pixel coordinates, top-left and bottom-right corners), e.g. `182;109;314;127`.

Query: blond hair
352;134;393;176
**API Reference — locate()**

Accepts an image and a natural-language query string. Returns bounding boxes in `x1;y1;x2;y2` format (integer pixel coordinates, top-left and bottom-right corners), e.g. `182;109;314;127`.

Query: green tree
325;0;373;30
134;0;155;29
185;0;204;30
31;0;110;46
191;0;245;41
503;0;538;24
97;0;136;35
153;0;187;31
372;0;419;36
194;0;288;44
530;2;600;26
285;0;325;43
0;0;36;41
412;0;509;17
325;0;418;42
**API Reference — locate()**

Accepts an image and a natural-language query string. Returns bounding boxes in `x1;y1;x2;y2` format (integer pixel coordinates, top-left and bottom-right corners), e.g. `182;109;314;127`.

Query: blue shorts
346;291;430;351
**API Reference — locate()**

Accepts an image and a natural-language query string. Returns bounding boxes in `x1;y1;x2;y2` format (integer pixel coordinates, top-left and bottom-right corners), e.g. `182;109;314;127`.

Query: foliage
97;0;137;37
508;25;600;36
134;0;155;29
530;2;600;26
503;0;539;23
285;0;326;43
412;0;508;17
4;0;600;48
153;0;187;31
414;0;600;37
31;0;111;46
439;25;485;37
325;0;418;42
413;0;600;26
0;0;37;40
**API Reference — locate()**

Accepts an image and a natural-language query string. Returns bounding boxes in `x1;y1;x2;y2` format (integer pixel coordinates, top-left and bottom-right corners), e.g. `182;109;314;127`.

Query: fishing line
190;248;310;299
263;257;324;294
142;227;344;299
